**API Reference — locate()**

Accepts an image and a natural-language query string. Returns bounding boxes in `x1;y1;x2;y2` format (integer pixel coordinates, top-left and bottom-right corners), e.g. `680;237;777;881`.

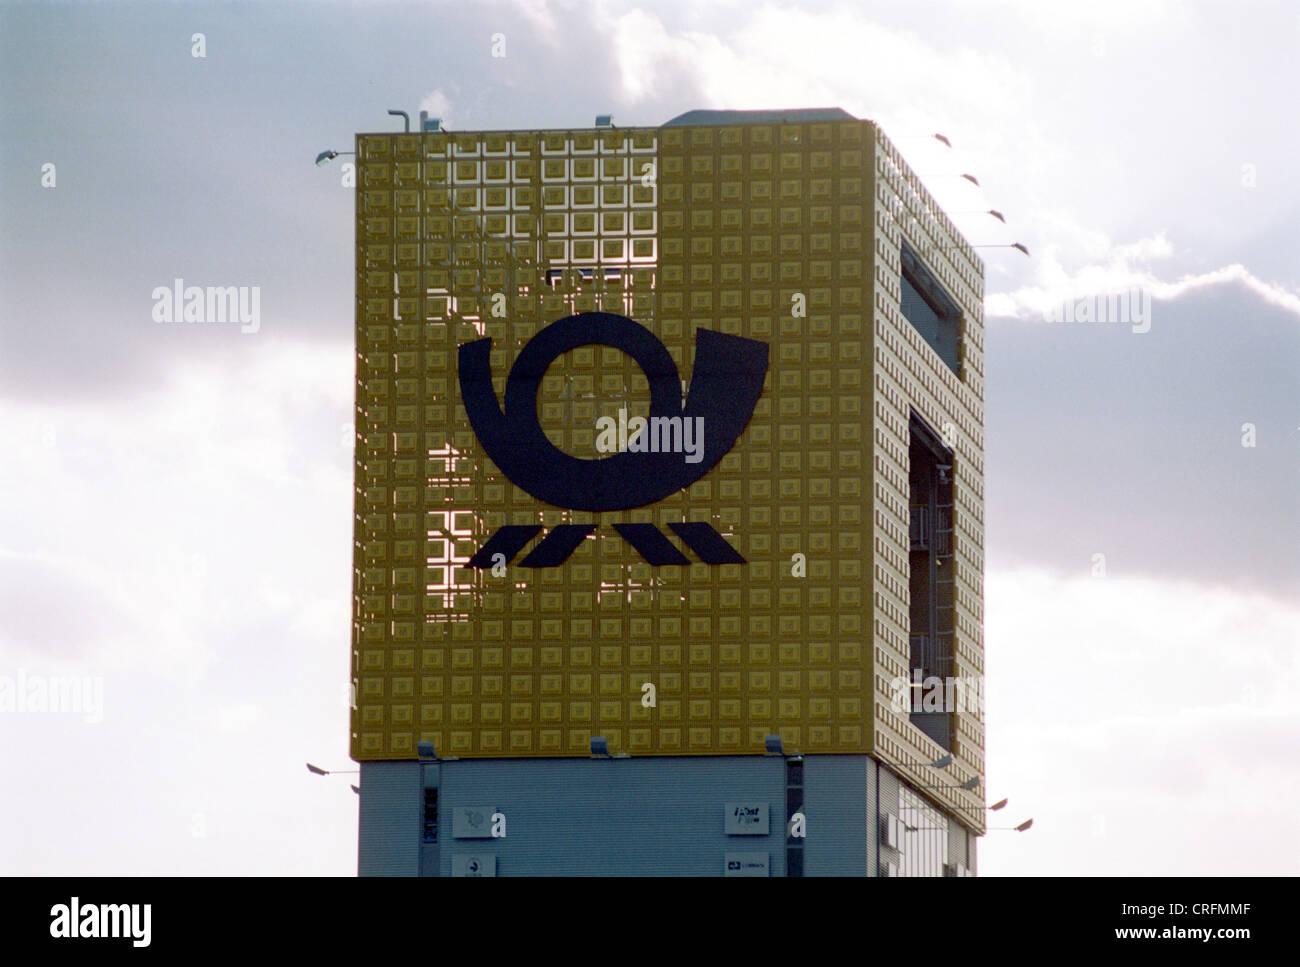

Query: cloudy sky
1;0;1296;876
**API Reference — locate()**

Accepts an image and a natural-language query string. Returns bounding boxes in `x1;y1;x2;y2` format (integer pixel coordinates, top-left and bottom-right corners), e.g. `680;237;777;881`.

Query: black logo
458;312;768;567
459;312;767;510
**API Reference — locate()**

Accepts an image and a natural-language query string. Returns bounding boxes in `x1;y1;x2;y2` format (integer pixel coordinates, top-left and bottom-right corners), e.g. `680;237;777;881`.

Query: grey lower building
358;753;976;877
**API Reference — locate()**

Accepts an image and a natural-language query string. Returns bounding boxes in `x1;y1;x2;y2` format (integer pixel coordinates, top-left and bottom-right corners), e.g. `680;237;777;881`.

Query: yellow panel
350;118;986;826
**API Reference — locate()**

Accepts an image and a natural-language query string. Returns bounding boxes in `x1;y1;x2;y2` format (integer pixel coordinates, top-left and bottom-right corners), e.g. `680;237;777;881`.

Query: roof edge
662;107;861;126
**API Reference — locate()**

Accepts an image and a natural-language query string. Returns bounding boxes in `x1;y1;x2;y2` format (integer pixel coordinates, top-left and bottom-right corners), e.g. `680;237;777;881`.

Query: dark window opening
900;242;963;378
422;787;439;844
785;756;804;878
908;411;956;751
786;847;804;877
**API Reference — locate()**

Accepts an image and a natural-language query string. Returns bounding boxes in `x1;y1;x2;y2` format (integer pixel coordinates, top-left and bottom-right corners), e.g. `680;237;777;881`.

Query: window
908;411;956;750
422;787;439;844
899;242;962;378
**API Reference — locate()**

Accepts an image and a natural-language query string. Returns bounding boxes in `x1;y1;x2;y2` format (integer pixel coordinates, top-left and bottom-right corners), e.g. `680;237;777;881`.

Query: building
350;107;986;876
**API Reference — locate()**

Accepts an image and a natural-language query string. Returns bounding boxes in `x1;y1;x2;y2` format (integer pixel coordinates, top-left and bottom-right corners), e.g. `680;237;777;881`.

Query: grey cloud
986;282;1300;595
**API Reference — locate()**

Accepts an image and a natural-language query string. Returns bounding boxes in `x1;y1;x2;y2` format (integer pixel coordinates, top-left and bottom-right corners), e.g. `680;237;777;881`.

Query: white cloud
0;337;354;684
419;88;453;126
606;1;1026;131
984;226;1300;322
0;336;358;874
610;8;732;104
982;567;1300;875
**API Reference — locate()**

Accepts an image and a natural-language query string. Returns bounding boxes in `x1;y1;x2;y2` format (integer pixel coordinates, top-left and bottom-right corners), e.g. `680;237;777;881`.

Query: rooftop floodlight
590;736;610;757
1015;818;1034;832
952;209;1006;223
878;753;953;769
306;762;358;776
960;173;980;186
877;752;953;770
417;740;437;760
895;133;951;148
764;734;784;755
914;771;981;791
315;149;355;167
944;797;1015;818
350;785;360;795
971;242;1030;256
595;114;614;128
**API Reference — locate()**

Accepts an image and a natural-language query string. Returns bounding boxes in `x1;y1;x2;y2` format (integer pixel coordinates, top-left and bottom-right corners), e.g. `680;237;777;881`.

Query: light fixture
916;172;980;186
918;240;1029;258
907;818;1032;833
306;762;359;776
315;149;355;167
417;740;437;760
913;773;981;792
764;734;784;755
945;797;1012;817
878;753;953;770
590;736;610;757
950;209;1006;223
972;242;1030;255
895;133;952;148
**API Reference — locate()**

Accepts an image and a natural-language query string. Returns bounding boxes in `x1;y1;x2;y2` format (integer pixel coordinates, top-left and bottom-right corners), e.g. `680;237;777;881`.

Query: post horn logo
458;311;768;567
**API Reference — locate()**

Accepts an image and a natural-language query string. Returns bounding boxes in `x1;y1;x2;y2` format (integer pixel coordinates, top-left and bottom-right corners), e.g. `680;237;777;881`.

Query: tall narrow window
899;242;963;378
908;412;956;750
422;787;439;844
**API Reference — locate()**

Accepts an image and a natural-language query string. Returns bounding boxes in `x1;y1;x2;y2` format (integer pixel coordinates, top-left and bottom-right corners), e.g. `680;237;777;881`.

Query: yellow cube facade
351;113;985;829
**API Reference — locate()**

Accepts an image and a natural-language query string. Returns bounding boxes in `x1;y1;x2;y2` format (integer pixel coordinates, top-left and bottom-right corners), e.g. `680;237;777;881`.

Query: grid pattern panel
869;129;987;832
351;118;984;818
352;120;879;761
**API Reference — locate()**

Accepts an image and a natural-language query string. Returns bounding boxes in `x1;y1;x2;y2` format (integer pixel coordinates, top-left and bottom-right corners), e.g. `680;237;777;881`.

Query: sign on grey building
724;852;770;877
724;802;769;835
452;806;497;839
452;855;496;877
